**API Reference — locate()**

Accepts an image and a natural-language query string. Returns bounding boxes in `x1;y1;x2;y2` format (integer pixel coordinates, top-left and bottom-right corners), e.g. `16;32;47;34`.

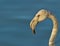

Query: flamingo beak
30;18;38;34
30;25;36;34
32;29;36;34
30;23;36;34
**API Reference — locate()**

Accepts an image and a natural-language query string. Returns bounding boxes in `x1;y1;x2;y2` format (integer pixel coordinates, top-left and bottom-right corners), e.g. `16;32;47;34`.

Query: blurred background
0;0;60;46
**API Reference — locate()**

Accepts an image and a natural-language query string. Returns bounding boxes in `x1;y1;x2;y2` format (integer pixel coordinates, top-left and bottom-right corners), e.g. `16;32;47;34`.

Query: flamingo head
30;9;49;34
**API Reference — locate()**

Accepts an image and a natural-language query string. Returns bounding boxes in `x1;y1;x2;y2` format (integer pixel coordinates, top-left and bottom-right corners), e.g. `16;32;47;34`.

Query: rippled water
0;0;60;46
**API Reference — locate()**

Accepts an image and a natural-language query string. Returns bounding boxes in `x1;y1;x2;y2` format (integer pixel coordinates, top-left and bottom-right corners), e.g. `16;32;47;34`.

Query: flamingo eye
37;15;40;17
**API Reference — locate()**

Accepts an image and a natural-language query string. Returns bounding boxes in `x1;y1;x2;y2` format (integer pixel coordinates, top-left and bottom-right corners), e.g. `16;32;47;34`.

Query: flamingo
30;9;58;46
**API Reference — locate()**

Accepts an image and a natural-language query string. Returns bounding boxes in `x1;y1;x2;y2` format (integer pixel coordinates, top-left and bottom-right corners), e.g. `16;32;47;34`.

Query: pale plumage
30;9;58;46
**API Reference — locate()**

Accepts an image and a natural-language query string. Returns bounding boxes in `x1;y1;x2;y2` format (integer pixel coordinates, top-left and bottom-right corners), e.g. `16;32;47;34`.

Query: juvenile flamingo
30;9;58;46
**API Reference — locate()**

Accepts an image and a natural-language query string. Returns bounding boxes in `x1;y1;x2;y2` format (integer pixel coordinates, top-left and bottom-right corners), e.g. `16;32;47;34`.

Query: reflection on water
0;0;60;46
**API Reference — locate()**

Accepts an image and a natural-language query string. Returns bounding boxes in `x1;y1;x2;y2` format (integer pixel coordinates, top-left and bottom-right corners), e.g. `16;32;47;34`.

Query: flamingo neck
48;14;58;46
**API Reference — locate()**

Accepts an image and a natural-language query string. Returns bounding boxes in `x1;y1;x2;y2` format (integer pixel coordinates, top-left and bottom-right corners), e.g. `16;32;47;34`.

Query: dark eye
37;15;40;17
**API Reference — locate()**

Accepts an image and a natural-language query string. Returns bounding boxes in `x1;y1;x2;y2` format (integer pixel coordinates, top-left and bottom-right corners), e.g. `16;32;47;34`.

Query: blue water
0;0;60;46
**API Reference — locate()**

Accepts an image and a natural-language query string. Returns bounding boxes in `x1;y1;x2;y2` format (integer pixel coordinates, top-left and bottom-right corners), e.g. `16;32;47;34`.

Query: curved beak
30;16;39;34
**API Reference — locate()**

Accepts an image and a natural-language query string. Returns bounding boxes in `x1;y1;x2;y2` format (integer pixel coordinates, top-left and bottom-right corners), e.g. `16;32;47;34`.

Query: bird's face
36;9;48;22
30;9;48;34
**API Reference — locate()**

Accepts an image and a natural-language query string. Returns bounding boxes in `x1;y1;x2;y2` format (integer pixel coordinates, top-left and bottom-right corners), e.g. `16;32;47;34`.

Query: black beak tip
32;30;36;34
